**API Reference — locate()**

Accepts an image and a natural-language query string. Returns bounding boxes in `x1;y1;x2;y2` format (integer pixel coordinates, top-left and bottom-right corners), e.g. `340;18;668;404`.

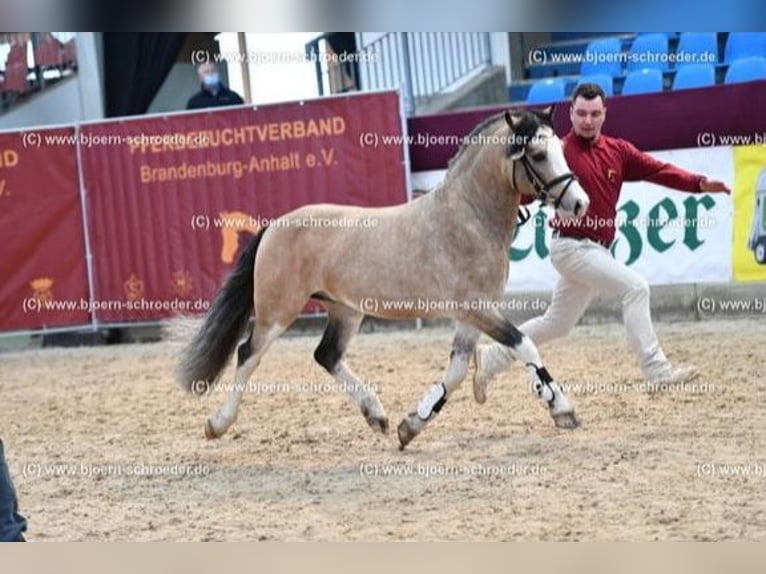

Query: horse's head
504;106;589;219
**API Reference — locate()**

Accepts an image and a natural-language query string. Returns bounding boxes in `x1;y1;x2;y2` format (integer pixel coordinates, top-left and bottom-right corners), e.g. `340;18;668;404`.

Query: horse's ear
537;105;555;125
506;110;527;159
504;111;522;131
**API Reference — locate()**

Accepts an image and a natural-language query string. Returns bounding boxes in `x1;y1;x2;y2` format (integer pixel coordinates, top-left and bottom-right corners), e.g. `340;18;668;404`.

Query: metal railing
306;33;493;115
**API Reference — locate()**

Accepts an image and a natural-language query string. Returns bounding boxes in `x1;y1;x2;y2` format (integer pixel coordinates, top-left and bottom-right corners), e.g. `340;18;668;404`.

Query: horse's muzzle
573;198;589;218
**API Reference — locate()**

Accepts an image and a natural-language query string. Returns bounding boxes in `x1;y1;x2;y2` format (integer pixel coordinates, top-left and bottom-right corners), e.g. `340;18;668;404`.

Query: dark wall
408;81;766;172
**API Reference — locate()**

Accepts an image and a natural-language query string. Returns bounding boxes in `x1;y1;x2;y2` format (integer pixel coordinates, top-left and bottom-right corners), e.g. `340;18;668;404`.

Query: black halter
512;153;577;209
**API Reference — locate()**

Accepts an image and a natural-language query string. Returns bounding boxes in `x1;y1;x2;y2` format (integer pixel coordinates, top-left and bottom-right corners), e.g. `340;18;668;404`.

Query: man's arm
621;140;730;194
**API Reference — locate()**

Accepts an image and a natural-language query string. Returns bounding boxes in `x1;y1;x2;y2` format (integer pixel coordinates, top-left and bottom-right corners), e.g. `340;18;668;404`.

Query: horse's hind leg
205;319;286;439
397;322;480;450
314;303;389;434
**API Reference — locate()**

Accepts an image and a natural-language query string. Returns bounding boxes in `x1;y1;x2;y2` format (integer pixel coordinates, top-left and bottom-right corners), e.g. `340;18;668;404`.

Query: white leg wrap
416;382;447;421
511;335;543;366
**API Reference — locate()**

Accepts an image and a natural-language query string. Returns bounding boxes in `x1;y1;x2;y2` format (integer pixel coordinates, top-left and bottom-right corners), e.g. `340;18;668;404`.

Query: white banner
412;146;734;292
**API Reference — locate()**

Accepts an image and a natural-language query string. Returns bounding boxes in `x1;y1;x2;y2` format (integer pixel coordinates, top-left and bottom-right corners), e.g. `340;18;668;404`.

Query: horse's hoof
552;411;580;430
204;419;220;440
367;415;390;435
361;405;389;435
397;419;416;450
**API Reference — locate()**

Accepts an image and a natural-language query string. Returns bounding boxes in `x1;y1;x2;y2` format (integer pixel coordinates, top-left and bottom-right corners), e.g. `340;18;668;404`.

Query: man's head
570;83;607;141
197;62;220;89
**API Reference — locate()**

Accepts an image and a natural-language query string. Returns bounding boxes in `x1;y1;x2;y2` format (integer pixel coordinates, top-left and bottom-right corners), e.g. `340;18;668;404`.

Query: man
0;440;27;542
186;62;244;110
474;83;730;403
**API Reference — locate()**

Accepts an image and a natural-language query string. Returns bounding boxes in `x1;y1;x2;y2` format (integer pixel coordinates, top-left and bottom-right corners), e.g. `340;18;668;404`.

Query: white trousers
486;236;670;379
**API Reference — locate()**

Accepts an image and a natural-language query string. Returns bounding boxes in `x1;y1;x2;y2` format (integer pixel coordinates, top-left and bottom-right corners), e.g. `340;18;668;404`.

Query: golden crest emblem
29;277;54;303
123;273;145;301
171;270;193;296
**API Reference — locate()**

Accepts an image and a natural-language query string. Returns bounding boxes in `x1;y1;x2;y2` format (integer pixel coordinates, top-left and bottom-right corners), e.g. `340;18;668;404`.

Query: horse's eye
531;152;547;162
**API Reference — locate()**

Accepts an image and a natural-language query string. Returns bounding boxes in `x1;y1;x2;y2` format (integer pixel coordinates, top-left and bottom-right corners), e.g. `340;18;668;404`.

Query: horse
176;105;590;450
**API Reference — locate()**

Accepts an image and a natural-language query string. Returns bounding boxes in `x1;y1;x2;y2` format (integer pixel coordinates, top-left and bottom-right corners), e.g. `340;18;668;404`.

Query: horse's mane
446;112;505;174
445;109;548;178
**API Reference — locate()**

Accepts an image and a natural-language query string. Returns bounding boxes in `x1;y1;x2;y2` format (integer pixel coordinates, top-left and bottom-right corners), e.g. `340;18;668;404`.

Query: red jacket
546;130;704;246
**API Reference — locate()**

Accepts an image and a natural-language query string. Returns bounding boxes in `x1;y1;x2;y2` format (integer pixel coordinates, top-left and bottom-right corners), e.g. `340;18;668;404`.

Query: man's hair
571;83;606;104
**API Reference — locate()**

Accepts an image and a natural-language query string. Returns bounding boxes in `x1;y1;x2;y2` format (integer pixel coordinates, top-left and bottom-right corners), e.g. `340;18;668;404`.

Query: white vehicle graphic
748;169;766;265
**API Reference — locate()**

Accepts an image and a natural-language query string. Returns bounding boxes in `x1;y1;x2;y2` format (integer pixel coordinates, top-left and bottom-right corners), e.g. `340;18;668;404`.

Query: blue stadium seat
637;32;671;39
576;74;614;96
581;38;623;77
725;33;766;62
628;33;669;71
526;78;566;104
672;63;716;90
725;57;766;84
622;68;664;95
676;33;718;68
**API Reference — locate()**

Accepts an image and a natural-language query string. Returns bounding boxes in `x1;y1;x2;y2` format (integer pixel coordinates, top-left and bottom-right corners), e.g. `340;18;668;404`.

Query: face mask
203;73;220;87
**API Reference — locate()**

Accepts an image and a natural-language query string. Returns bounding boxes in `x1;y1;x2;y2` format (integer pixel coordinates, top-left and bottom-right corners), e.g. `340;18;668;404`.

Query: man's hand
699;178;731;194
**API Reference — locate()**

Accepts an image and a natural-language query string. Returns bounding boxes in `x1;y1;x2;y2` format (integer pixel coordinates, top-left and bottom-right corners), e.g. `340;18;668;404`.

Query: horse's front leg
467;309;579;430
397;323;479;450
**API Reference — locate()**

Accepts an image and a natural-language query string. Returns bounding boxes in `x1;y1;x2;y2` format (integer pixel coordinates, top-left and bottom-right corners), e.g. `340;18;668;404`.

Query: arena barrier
0;90;409;333
408;81;766;292
5;82;766;334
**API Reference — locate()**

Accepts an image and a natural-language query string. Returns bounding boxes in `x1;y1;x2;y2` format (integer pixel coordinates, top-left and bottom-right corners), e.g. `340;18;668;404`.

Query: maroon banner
80;91;407;323
0;128;89;331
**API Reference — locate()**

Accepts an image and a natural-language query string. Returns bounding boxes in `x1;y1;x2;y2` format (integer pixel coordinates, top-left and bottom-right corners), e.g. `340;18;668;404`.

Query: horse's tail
176;227;268;395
